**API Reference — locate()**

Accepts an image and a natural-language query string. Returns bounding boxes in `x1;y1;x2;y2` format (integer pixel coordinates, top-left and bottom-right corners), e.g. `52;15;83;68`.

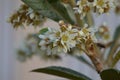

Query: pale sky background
0;0;120;80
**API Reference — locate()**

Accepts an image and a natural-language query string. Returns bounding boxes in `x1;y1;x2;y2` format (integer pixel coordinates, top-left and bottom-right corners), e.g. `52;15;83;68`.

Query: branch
85;43;103;73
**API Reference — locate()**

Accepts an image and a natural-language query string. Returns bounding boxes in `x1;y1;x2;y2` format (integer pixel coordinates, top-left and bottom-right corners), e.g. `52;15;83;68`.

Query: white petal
29;13;34;19
39;35;45;39
79;31;84;36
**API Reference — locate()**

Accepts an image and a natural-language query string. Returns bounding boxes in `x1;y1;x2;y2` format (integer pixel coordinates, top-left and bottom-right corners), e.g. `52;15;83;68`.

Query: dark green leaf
31;66;92;80
38;28;48;34
48;1;76;24
100;69;120;80
21;0;76;24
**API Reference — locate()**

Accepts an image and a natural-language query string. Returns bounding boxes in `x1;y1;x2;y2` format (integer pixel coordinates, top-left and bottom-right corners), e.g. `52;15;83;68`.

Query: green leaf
21;0;76;24
109;26;120;51
107;26;120;65
31;66;92;80
113;26;120;40
76;56;94;69
110;26;120;52
112;50;120;67
38;28;49;34
100;69;120;80
48;0;76;24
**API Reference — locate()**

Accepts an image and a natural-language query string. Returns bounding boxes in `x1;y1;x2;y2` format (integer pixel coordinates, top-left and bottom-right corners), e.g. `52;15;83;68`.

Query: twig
85;43;103;73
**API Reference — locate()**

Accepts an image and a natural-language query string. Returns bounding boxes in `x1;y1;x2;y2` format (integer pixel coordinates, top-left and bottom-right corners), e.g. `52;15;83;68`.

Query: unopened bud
59;20;65;26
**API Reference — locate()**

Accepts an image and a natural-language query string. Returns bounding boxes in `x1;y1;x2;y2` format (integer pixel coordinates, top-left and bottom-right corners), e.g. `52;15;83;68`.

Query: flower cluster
74;0;115;18
38;21;97;55
8;4;45;28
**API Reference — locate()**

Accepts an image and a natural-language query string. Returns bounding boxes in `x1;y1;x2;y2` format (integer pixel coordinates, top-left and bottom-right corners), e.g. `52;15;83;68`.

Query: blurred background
0;0;120;80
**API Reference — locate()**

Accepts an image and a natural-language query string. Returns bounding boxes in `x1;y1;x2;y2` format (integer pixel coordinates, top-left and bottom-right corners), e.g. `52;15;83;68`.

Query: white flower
38;21;98;55
74;0;116;18
60;31;77;52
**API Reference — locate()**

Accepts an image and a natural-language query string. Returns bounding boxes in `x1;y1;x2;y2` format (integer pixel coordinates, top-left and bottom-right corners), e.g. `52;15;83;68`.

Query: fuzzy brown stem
77;44;103;73
85;43;103;73
88;55;103;73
